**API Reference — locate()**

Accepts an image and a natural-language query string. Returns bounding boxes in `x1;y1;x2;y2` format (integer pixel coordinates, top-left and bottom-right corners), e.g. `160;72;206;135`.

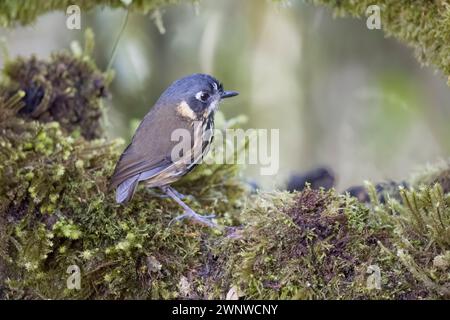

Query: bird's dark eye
196;91;210;102
201;93;209;101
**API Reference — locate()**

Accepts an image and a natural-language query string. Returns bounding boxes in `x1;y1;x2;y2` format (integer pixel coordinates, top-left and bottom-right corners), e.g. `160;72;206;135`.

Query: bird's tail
116;175;139;204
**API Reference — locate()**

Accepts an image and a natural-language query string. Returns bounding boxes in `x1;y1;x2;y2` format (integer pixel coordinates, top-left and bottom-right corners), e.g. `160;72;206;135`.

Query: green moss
1;30;112;140
409;160;450;194
0;0;186;27
210;184;449;299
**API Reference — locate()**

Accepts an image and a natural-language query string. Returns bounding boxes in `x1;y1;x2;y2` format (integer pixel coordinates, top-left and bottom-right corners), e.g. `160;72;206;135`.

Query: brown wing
109;102;194;191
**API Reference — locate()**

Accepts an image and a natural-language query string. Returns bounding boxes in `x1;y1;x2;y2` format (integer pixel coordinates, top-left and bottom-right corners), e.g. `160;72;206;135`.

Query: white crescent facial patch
176;101;197;120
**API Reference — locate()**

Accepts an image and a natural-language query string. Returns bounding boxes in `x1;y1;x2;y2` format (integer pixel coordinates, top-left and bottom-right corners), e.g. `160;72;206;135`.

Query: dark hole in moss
18;85;45;115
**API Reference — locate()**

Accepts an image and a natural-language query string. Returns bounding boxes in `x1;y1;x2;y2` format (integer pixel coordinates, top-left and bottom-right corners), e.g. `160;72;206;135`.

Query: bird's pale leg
168;188;189;200
162;187;217;228
147;188;187;199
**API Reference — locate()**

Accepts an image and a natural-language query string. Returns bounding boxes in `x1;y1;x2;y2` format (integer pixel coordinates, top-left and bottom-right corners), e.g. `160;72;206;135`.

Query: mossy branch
0;0;186;27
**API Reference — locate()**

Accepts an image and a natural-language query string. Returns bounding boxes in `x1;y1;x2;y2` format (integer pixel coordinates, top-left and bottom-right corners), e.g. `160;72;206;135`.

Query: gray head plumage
155;73;238;114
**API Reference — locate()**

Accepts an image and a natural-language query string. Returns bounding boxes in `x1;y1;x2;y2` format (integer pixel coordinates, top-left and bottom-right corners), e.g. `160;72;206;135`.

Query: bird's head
157;73;238;120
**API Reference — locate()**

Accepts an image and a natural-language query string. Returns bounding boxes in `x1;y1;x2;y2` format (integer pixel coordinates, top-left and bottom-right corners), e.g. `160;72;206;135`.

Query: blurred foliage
3;0;450;88
0;0;450;89
362;72;420;160
312;0;450;85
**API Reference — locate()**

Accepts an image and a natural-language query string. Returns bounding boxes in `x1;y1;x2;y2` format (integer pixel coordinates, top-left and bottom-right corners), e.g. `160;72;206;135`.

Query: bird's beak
221;91;239;99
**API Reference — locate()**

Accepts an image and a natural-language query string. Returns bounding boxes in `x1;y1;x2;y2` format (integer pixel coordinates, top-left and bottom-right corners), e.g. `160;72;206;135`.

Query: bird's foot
169;210;217;228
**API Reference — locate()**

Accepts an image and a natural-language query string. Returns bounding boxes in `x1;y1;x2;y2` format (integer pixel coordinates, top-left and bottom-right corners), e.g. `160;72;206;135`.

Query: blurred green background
1;0;450;190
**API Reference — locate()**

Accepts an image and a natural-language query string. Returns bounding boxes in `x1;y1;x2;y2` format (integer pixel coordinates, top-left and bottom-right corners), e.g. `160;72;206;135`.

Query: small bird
109;74;238;227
